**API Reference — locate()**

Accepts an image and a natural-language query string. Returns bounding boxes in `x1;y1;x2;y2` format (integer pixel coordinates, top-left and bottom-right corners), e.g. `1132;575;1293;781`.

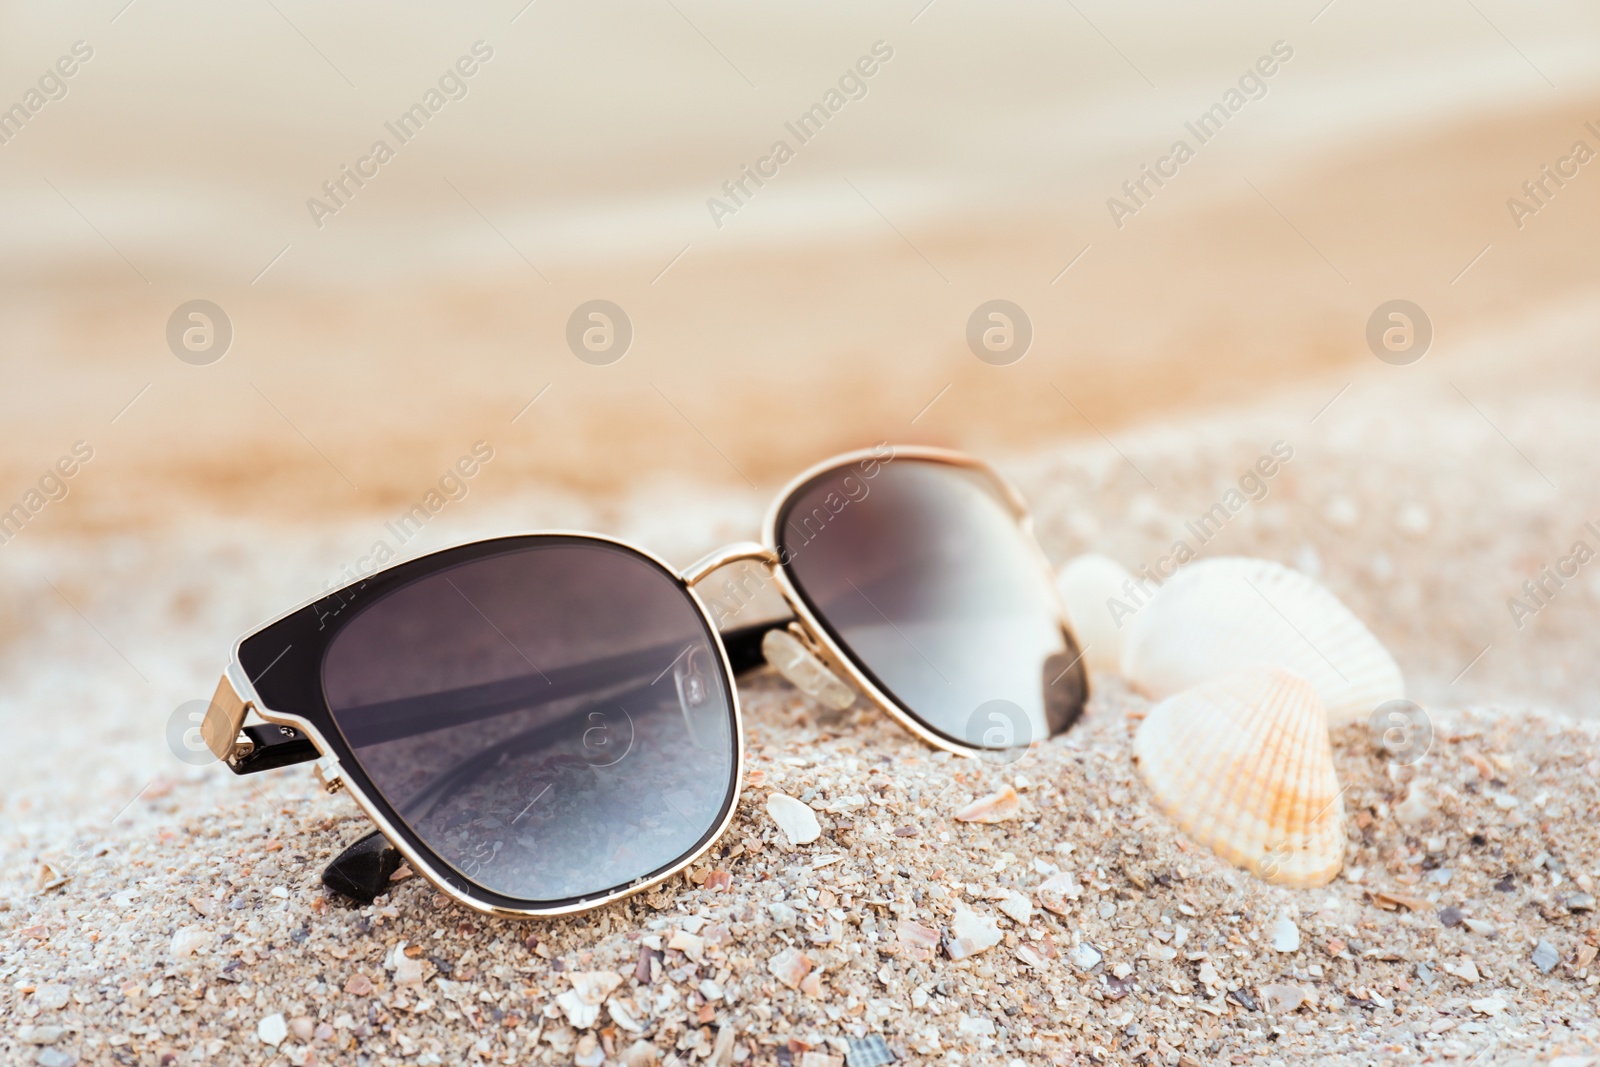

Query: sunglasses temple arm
227;721;321;774
218;618;790;779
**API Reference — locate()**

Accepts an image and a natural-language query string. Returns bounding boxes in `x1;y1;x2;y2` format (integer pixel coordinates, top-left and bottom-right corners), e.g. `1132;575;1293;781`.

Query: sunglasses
201;445;1088;918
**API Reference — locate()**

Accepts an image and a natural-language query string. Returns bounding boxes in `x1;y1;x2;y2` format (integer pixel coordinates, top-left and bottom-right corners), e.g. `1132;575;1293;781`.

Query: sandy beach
3;3;1600;1064
5;325;1600;1063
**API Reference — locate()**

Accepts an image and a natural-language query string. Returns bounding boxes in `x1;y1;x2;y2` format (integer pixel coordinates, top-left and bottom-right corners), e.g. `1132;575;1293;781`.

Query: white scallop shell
1121;557;1402;725
1054;554;1136;676
1133;666;1345;888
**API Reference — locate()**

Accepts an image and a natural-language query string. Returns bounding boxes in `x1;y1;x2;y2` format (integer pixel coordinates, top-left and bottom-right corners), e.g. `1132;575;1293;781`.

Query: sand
6;8;1600;1063
4;318;1600;1066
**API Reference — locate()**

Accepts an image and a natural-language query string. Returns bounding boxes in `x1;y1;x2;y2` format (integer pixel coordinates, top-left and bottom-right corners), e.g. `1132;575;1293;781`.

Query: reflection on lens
777;458;1086;748
322;539;736;905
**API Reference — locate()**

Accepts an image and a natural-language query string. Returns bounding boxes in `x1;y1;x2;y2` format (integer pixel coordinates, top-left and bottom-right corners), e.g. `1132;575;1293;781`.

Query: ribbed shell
1054;554;1135;676
1133;666;1345;887
1122;557;1403;725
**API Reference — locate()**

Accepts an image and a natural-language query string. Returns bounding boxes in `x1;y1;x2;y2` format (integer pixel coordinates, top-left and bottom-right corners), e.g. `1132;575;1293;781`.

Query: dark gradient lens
776;458;1086;750
321;539;735;904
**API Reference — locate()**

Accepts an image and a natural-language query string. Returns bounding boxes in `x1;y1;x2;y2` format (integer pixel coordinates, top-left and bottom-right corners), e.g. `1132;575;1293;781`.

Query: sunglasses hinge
201;672;256;763
314;757;345;794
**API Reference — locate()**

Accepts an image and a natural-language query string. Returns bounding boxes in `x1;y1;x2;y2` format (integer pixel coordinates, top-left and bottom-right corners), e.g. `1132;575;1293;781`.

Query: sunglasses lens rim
770;455;1086;751
238;533;743;914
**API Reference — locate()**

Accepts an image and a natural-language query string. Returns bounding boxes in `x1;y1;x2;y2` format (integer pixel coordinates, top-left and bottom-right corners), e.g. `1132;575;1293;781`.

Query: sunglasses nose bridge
762;624;857;711
680;541;779;587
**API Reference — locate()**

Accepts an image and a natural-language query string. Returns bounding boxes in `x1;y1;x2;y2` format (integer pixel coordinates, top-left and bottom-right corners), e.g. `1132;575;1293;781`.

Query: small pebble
257;1013;288;1047
1438;906;1464;927
169;926;211;958
35;1051;77;1067
31;985;70;1011
19;1027;64;1046
1070;942;1103;971
1269;915;1300;953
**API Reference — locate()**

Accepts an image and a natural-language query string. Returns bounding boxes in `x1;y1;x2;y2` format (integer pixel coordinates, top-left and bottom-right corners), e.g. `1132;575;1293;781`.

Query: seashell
767;946;813;990
1035;871;1082;915
1055;553;1137;675
1132;666;1345;888
895;918;941;962
945;906;1002;960
766;793;821;845
953;786;1020;823
1121;557;1403;725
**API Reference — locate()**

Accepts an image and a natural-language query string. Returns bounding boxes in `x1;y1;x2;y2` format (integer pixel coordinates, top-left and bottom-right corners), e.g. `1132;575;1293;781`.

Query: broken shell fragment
1258;983;1306;1014
945;907;1002;960
954;786;1020;824
1122;557;1403;724
896;919;941;962
997;891;1033;925
767;946;814;990
766;793;821;845
1035;872;1083;914
1132;666;1346;888
556;971;624;1029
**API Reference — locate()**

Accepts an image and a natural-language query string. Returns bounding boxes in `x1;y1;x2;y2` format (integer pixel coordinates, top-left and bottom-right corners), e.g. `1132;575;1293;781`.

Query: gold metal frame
205;446;1076;919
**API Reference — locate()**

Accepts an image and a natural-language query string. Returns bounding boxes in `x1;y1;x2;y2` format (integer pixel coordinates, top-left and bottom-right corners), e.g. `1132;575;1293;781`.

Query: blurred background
3;0;1600;825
